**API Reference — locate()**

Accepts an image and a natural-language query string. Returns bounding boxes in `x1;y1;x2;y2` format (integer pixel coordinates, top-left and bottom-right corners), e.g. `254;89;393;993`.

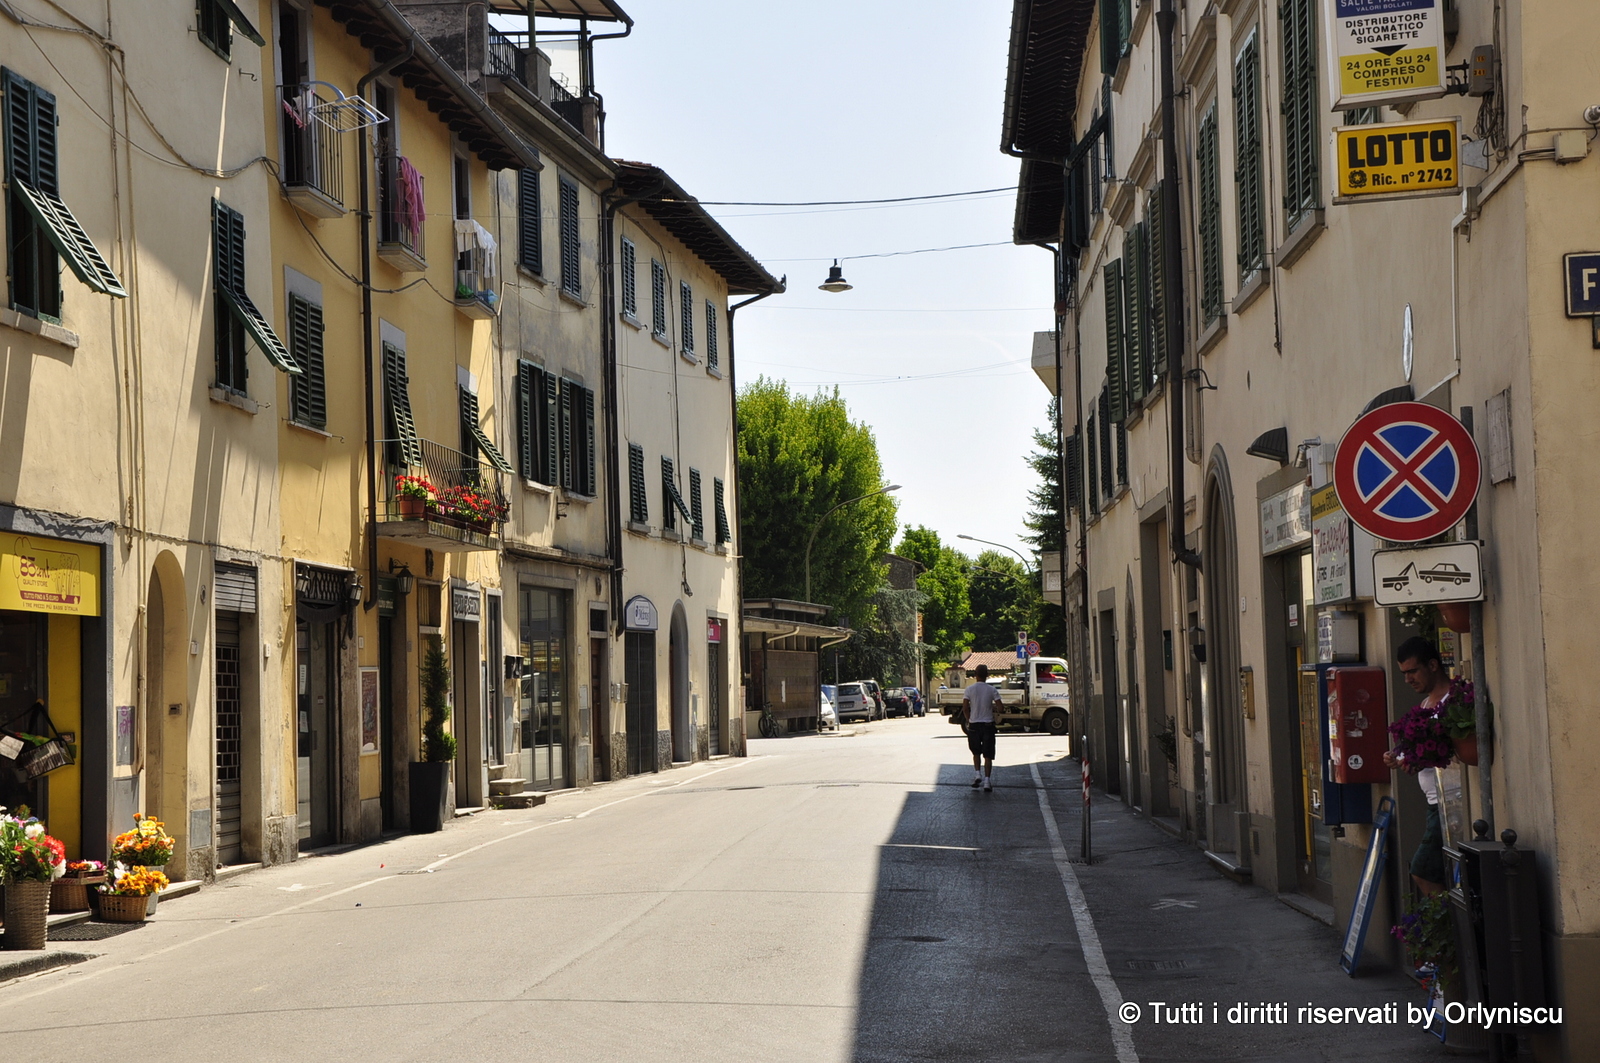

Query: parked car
882;688;911;717
834;682;874;723
819;689;839;731
860;679;886;720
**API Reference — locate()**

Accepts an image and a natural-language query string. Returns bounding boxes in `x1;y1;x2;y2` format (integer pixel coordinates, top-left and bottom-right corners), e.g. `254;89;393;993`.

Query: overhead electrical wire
677;186;1013;207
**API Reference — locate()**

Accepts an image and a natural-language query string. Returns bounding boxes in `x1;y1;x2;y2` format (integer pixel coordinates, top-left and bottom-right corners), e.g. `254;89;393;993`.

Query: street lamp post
956;534;1034;573
804;484;901;603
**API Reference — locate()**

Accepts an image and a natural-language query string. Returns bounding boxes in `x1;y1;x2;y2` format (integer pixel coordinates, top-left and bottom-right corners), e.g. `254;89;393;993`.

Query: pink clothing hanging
396;156;426;238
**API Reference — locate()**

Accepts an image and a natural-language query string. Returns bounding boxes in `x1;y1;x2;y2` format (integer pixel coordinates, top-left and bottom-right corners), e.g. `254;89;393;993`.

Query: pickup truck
935;656;1072;736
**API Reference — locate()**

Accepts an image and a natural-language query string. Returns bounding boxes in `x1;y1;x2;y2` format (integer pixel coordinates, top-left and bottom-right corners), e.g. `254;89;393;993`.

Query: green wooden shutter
621;238;637;317
542;369;559;486
661;456;677;530
516;360;536;479
581;385;596;495
1235;33;1265;278
287;294;325;427
213;200;296;374
1125;227;1145;408
1281;0;1320;226
689;468;703;540
382;344;422;466
1087;413;1099;511
1148;184;1168;380
679;280;694;354
1198;106;1225;326
1103;260;1125;422
1066;432;1083;510
1098;389;1113;498
558;377;574;489
559;176;580;295
629;443;647;523
460;386;511;475
705;300;719;370
714;477;729;543
518;168;541;275
651;260;667;336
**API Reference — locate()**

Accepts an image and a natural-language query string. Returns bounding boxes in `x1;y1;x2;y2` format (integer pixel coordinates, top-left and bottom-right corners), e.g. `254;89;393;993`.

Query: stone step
496;791;547;810
488;777;529;796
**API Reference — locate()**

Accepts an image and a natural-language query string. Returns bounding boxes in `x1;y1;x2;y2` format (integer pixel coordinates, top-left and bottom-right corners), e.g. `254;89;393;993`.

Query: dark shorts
1410;803;1445;885
967;721;997;759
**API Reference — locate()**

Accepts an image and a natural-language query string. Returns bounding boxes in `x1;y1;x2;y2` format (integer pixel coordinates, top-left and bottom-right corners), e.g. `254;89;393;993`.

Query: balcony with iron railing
484;25;601;146
377;152;427;272
377;437;506;551
280;87;346;217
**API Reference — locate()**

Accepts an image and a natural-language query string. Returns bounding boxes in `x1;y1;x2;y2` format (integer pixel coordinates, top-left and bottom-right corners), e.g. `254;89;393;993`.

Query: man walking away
1383;636;1451;895
963;664;1000;793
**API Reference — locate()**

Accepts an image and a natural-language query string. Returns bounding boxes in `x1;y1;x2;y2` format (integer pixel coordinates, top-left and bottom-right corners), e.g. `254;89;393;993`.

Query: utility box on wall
1328;666;1389;784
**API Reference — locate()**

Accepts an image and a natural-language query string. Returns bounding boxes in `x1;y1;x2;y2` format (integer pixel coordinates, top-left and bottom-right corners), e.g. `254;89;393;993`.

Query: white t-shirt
964;681;1001;724
1418;768;1440;806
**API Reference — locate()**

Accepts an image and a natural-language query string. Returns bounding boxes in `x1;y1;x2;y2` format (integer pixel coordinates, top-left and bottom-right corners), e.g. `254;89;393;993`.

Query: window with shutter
1099;0;1132;76
558;378;574;488
651;259;667;338
579;385;596;495
1197;105;1225;326
460;386;512;475
1098;389;1113;499
660;456;691;531
1147;184;1169;381
1087;413;1100;512
287;293;326;428
620;238;637;318
1116;421;1128;486
1125;227;1146;409
1235;32;1265;280
518;168;542;275
196;0;233;60
705;300;719;370
714;477;730;543
381;343;422;466
1103;260;1125;422
213;199;296;382
628;443;648;523
559;175;580;296
4;68;125;317
1281;0;1321;229
679;280;695;356
542;368;559;486
516;360;537;480
1066;432;1083;510
688;468;704;540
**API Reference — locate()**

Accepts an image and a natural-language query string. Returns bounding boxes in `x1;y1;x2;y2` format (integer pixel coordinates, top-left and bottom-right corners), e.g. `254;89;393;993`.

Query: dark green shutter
1235;33;1265;278
542;369;559;486
629;443;647;523
662;456;677;530
516;360;536;479
1098;389;1113;498
705;301;719;370
558;377;573;488
213;200;296;374
288;294;325;427
559;176;580;295
1148;184;1168;380
679;281;694;354
1066;432;1083;510
460;386;511;475
1281;0;1320;227
518;169;541;275
382;343;422;466
1125;227;1145;408
1103;260;1125;422
651;260;667;336
689;468;704;540
1087;413;1099;511
1198;106;1224;326
581;385;596;495
621;238;637;317
714;477;730;543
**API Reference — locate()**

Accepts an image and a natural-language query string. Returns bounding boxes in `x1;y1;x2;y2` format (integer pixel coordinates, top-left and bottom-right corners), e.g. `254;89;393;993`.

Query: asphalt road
3;716;1436;1062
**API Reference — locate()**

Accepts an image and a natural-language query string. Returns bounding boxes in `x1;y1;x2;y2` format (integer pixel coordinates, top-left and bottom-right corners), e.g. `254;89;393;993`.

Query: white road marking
1030;759;1139;1063
883;843;981;851
574;760;747;819
1151;898;1198;910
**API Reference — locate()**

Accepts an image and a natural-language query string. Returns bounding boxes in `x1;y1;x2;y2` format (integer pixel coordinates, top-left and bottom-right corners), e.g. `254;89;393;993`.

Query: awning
13;180;126;297
488;0;631;21
743;616;852;643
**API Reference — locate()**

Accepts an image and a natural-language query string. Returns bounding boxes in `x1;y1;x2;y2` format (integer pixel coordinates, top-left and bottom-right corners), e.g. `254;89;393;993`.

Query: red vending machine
1327;666;1389;784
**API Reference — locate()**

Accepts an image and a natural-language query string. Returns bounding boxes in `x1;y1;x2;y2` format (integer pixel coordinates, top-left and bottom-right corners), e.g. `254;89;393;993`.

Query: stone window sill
1197;313;1228;356
627;520;651;536
1276;210;1326;270
621;313;644;331
1232;267;1270;315
524;479;554;495
1;307;79;349
558;286;586;308
651;330;672;350
288;419;331;438
705;364;723;380
209;387;258;414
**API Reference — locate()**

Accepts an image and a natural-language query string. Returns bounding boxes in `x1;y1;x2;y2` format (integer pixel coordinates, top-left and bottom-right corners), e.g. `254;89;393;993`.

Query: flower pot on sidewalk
409;760;451;833
98;893;149;923
51;875;102;913
2;879;51;950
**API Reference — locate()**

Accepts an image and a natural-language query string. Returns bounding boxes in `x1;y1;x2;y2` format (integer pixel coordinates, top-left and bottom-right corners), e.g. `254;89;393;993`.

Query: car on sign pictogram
1419;563;1471;585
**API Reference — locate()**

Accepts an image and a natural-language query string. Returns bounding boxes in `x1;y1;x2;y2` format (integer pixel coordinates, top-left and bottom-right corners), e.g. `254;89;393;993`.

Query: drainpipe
1159;0;1202;572
358;41;415;612
600;177;667;636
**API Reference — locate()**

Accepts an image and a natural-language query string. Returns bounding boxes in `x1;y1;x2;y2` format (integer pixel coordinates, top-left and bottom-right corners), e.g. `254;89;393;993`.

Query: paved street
4;718;1438;1062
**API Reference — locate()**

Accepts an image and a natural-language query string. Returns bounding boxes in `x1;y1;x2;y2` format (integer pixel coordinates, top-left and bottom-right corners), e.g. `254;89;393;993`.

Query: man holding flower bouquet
1383;636;1453;896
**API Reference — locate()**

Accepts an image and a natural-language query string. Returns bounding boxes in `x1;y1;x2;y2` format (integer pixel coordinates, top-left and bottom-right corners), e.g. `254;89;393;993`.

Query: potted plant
51;859;107;913
112;814;175;869
98;866;169;923
1;807;66;951
1387;701;1454;773
1439;677;1482;766
409;635;456;833
394;474;435;520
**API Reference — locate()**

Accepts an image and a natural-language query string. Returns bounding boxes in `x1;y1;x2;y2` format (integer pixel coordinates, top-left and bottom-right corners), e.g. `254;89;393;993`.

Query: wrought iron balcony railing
377;152;426;270
280;87;345;215
378;437;507;534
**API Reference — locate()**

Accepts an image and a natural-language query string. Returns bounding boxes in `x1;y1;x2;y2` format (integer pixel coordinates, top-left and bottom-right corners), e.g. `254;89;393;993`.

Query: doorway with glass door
1286;548;1333;904
520;586;568;790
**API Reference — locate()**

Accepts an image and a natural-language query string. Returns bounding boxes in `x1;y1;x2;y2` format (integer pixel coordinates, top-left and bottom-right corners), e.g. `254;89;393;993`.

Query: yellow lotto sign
1336;119;1460;199
0;534;101;616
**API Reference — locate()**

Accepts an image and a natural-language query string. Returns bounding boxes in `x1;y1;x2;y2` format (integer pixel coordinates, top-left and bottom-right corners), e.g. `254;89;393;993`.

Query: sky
585;0;1055;564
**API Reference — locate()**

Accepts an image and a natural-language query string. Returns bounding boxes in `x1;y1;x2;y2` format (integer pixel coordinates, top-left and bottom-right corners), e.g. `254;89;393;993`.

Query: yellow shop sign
1336;118;1460;200
0;534;101;616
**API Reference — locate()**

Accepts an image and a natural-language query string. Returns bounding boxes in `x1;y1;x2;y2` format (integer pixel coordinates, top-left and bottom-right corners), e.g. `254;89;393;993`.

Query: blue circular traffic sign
1333;401;1481;542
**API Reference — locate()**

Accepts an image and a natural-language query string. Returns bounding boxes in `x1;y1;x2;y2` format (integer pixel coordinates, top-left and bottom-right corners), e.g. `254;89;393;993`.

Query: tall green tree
737;378;898;624
837;587;926;686
895;526;971;666
967;551;1043;652
1022;399;1067;655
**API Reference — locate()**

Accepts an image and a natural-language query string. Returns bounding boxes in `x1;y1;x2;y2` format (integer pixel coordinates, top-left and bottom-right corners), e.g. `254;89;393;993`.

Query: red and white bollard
1080;753;1092;862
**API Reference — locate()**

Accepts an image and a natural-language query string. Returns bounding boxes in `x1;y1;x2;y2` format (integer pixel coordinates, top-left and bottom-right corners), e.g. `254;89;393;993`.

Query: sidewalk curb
0;949;95;985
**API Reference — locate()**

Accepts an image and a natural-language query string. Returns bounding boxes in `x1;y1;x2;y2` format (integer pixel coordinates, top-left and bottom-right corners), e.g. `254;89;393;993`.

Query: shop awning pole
1461;405;1494;834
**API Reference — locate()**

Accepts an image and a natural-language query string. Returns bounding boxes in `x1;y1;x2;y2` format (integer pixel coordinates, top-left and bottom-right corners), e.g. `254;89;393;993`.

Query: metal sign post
1081;752;1092;863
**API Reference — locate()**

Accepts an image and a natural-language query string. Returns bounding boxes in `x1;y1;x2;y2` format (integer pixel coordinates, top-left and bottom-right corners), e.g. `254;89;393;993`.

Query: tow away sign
1373;542;1483;606
1336;118;1460;201
1323;0;1446;110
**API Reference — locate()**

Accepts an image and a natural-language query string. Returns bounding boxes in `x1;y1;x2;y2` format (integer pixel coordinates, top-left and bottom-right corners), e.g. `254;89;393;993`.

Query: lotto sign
1333;402;1481;542
1335;119;1459;200
1323;0;1446;109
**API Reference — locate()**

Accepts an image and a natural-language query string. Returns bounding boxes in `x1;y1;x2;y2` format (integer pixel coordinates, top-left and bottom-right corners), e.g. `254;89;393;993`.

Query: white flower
24;822;44;839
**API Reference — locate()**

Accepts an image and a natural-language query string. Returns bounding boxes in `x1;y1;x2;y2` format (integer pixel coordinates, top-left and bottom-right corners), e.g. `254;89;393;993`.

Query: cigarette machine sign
1323;0;1446;109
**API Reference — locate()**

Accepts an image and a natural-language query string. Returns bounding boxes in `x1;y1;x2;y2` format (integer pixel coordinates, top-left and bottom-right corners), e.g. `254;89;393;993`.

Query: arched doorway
1202;451;1246;858
669;604;691;763
144;552;190;877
